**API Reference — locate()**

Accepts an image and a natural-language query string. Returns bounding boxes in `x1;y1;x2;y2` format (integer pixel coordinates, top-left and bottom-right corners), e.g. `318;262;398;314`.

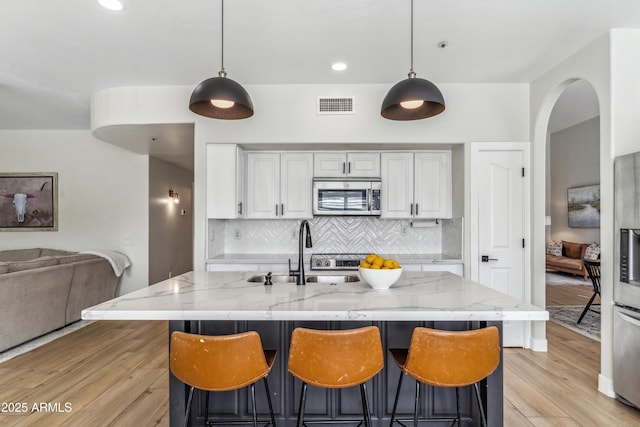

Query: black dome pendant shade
381;0;445;121
381;71;445;120
189;70;254;120
189;0;253;120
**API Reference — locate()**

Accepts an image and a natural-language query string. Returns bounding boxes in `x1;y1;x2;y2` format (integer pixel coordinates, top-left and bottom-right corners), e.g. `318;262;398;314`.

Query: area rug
547;305;600;341
546;271;589;285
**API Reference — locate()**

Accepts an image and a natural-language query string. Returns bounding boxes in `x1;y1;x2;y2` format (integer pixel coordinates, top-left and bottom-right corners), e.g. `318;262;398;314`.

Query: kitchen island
82;270;547;427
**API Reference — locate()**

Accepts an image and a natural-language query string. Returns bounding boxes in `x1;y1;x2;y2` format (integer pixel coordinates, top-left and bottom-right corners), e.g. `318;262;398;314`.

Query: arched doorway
545;80;601;342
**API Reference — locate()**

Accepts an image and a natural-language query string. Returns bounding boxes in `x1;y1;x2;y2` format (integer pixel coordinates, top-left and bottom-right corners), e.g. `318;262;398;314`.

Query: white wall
0;130;149;295
149;157;193;285
530;32;614;396
549;117;601;244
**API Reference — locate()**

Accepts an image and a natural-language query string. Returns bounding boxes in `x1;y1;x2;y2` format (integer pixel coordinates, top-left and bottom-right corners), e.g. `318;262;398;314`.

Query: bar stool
170;330;277;427
389;326;500;427
287;326;384;427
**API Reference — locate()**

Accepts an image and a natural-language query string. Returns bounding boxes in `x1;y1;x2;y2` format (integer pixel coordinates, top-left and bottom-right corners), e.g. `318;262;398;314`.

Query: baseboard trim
530;337;548;352
598;374;616;398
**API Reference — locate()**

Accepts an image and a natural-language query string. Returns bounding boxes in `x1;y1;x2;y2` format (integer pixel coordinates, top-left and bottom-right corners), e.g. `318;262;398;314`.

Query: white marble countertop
82;270;547;322
207;253;463;264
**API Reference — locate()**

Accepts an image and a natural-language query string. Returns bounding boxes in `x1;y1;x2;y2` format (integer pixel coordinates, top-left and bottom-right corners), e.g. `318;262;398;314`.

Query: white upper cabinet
246;152;313;219
381;151;452;219
314;152;380;177
207;144;244;219
414;151;452;219
380;152;414;218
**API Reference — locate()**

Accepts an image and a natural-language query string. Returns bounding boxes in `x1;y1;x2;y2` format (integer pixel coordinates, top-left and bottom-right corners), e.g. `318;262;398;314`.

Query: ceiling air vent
316;97;355;115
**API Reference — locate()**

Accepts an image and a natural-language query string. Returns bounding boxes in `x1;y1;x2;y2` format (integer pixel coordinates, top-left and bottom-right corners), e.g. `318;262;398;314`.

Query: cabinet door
414;151;452;218
207;144;242;218
381;153;413;218
280;152;313;219
347;152;380;177
314;152;380;177
246;153;280;218
313;152;346;177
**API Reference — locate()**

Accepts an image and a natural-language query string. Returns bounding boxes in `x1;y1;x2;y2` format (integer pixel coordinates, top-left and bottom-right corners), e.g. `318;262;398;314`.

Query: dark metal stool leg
473;382;487;427
414;381;420;427
184;386;195;427
389;372;404;426
263;377;277;426
297;382;308;427
250;383;258;427
454;387;461;426
359;382;373;427
204;391;209;426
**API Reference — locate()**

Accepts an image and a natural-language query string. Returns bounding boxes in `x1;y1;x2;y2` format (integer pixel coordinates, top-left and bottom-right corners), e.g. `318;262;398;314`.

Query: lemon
370;264;381;269
360;261;371;268
383;259;395;268
372;256;384;267
365;253;377;264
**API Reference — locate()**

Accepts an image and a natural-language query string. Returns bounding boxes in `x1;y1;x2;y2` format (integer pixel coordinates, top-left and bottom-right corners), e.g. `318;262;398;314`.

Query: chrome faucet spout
290;220;312;285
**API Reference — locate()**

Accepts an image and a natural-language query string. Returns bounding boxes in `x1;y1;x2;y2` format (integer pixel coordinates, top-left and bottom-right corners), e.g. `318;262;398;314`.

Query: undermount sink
247;274;297;283
247;274;360;284
306;274;359;283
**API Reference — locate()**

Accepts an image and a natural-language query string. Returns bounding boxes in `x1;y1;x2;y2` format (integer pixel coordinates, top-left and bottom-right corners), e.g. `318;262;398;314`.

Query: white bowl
358;267;402;290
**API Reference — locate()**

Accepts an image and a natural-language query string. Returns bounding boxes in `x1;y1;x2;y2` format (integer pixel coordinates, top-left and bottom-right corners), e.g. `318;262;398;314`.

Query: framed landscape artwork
567;184;600;228
0;173;58;231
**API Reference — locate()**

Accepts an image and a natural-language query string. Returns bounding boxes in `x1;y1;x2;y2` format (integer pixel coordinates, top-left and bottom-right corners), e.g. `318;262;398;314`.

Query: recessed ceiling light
98;0;125;11
331;62;348;71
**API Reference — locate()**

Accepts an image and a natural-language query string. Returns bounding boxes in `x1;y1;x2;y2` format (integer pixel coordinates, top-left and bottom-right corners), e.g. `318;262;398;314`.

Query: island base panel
169;320;503;427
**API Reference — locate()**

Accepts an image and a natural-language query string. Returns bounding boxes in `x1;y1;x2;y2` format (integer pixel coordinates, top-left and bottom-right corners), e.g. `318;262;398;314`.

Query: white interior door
471;144;530;347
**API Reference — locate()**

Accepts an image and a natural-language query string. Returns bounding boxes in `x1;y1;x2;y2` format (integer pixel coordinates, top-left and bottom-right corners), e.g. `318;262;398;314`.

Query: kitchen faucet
289;220;313;285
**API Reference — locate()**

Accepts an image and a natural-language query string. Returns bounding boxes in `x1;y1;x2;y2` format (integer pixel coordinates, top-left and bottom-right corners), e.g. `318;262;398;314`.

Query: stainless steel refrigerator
614;152;640;409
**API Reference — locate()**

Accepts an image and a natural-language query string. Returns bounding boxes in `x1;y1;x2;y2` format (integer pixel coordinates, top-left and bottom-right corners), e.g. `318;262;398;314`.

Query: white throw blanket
81;250;132;277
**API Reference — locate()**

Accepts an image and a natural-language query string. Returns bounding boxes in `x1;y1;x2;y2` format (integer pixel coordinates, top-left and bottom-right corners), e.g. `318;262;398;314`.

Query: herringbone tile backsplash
209;217;462;258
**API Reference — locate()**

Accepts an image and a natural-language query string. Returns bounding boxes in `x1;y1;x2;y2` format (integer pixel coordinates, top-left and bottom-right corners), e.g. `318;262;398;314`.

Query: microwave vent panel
316;97;355;114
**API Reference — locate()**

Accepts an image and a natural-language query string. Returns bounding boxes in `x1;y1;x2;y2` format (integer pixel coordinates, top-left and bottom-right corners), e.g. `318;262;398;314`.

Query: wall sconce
169;189;180;204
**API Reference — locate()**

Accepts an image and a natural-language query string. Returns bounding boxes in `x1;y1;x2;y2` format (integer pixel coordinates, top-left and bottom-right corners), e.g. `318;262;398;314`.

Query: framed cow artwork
0;173;58;231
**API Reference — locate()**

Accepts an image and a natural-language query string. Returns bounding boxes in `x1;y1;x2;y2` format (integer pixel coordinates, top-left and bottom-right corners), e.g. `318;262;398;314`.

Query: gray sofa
0;248;121;352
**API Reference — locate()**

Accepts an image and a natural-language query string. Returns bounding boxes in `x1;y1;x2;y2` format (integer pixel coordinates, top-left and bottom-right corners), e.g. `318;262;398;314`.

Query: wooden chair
389;326;500;427
287;326;384;427
170;330;277;427
579;259;601;324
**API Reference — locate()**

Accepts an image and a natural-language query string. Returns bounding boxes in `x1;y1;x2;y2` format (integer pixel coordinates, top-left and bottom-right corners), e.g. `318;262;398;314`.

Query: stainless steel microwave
312;178;381;216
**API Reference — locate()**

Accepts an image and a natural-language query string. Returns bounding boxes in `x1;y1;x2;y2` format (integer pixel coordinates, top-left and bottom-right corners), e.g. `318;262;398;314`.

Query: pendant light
381;0;445;121
189;0;254;120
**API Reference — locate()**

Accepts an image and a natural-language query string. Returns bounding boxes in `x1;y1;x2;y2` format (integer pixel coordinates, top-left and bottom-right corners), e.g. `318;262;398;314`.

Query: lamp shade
381;75;445;120
189;74;254;120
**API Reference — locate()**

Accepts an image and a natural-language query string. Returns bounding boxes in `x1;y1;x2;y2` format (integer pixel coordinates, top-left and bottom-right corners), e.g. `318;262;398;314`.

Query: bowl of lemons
358;253;402;290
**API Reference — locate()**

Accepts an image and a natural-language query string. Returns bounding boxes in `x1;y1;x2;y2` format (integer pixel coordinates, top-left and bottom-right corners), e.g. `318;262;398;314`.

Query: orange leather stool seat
170;330;277;427
288;326;384;427
389;326;500;427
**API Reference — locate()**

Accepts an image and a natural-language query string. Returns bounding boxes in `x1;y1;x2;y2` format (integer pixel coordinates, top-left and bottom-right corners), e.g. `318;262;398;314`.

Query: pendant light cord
409;0;414;74
221;0;225;72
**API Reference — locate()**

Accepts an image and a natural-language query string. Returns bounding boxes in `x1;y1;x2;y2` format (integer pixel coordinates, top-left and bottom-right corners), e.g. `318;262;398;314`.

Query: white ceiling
2;0;633;164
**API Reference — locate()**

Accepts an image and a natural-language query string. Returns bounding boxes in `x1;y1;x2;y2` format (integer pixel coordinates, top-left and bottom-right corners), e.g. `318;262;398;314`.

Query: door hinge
522;167;525;177
522;238;525;248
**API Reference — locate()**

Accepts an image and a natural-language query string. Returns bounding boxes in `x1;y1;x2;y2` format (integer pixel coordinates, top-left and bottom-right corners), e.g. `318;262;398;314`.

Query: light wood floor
546;284;600;307
0;292;638;426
